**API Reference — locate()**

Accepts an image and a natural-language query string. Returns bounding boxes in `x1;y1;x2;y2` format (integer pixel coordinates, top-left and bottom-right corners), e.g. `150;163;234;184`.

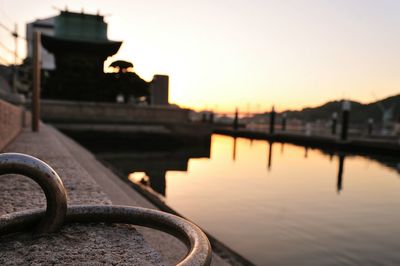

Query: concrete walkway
0;124;229;265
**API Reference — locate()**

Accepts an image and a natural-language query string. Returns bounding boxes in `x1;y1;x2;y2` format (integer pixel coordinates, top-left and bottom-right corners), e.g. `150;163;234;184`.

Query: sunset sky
0;0;399;112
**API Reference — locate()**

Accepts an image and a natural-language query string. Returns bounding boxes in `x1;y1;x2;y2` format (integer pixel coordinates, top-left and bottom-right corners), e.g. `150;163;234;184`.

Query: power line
0;41;14;54
0;54;10;65
0;19;26;65
0;41;23;61
0;21;26;41
0;21;13;33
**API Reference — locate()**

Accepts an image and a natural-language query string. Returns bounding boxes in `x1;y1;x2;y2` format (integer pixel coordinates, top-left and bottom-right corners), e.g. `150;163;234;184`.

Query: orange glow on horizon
2;0;400;112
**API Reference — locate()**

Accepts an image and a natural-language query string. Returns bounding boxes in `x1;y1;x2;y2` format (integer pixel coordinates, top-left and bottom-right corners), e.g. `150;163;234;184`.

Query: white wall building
26;16;55;70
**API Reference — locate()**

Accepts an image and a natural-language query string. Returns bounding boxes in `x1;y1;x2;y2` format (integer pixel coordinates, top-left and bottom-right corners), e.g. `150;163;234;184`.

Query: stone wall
41;100;190;124
0;100;24;150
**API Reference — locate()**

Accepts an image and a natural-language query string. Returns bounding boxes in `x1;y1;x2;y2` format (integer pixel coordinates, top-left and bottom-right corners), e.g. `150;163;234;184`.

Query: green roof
55;11;108;42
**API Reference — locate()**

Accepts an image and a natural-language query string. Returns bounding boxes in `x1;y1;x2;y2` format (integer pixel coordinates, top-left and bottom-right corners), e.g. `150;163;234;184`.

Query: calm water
102;134;400;265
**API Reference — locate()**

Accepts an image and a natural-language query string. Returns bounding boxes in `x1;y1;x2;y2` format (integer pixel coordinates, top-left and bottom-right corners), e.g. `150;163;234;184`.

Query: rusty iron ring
0;205;212;266
0;153;67;233
0;153;211;265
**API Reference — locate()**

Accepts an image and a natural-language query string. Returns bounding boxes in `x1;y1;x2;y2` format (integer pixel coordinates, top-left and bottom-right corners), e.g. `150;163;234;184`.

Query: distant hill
254;94;400;124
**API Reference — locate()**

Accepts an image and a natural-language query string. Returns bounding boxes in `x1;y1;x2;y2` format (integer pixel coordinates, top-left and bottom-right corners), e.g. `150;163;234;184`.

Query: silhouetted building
36;10;149;102
40;11;121;101
150;75;169;105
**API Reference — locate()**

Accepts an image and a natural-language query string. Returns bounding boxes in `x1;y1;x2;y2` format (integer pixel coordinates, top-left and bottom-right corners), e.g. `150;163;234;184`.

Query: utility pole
340;101;351;141
32;31;41;132
233;108;239;130
12;23;18;94
13;23;18;64
269;106;275;134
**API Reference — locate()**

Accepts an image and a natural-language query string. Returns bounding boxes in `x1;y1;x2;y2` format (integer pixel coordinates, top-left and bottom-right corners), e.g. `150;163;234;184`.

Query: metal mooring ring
0;153;211;265
0;205;212;266
0;153;67;233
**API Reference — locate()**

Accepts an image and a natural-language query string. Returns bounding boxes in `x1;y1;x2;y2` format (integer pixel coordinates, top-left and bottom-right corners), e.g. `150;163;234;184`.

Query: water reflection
267;141;273;171
232;137;237;161
337;155;345;193
145;170;167;196
304;146;309;158
99;145;211;196
99;134;400;265
100;135;400;199
260;141;347;194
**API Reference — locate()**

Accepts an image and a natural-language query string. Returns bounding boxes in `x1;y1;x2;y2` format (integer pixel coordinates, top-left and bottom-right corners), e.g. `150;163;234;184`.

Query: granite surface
0;124;229;265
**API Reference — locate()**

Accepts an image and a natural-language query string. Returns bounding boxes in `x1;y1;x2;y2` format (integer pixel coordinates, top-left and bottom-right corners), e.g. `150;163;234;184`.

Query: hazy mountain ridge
255;94;400;124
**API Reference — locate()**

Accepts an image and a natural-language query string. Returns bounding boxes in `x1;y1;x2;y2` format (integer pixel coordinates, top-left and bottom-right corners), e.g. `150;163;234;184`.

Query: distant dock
215;128;400;156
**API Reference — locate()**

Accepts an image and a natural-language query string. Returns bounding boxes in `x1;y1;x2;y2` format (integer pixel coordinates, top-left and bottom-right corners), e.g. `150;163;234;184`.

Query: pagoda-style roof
41;34;122;57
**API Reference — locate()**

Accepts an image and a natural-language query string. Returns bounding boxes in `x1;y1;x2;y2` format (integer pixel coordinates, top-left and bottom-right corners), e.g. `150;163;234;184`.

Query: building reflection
145;170;167;196
99;144;211;197
98;133;400;200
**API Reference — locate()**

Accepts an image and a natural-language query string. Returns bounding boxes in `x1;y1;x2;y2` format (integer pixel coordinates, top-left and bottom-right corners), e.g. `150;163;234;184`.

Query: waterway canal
100;134;400;265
